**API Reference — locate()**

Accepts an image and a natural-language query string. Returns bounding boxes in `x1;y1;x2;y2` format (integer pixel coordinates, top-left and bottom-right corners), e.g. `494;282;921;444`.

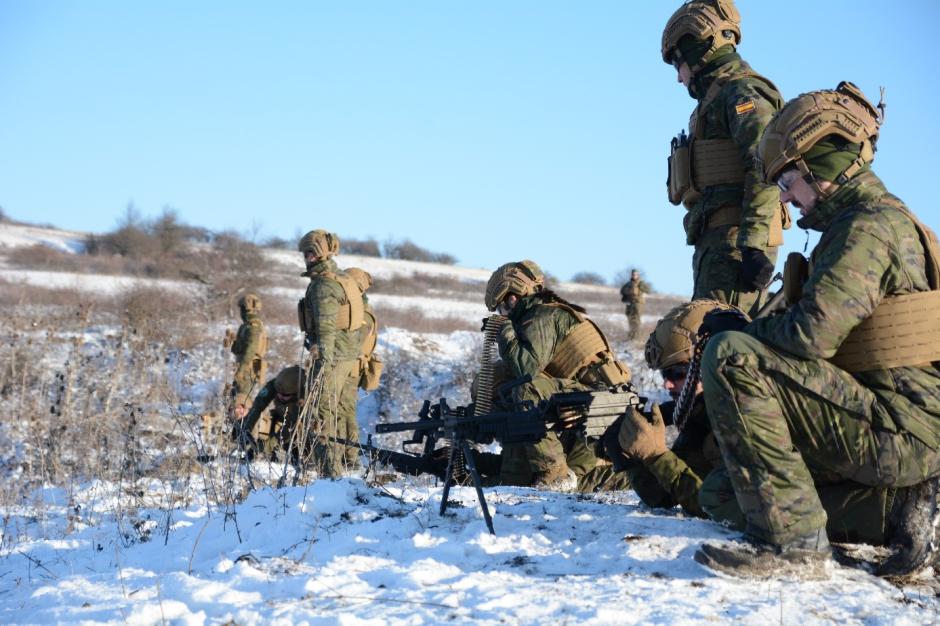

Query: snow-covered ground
3;476;938;625
3;221;936;625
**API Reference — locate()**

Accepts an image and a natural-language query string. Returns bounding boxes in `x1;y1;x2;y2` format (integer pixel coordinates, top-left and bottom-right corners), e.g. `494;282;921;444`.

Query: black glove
699;308;750;337
738;247;775;291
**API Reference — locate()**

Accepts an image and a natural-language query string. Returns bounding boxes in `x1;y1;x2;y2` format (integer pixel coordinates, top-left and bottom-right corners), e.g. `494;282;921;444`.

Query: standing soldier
339;267;384;469
230;293;268;420
662;0;789;313
297;230;366;478
696;83;940;579
619;269;649;341
485;260;632;488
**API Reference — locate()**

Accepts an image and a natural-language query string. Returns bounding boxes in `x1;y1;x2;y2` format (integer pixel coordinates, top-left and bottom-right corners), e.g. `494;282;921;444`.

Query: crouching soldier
233;366;304;462
609;300;899;553
484;260;632;488
696;82;940;579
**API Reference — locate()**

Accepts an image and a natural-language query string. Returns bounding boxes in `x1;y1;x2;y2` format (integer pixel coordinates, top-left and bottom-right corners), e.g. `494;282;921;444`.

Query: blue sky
1;1;938;295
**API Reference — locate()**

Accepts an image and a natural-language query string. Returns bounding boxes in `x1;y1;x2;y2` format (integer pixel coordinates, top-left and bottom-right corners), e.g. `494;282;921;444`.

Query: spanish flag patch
735;100;756;115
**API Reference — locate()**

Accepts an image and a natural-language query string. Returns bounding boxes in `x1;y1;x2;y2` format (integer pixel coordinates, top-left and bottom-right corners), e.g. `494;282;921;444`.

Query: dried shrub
383;238;457;265
374;306;476;334
119;286;201;346
342;237;381;257
570;271;607;286
371;272;482;298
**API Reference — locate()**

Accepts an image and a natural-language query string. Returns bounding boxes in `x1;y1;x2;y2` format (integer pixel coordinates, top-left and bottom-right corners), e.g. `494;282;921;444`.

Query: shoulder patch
734;100;756;115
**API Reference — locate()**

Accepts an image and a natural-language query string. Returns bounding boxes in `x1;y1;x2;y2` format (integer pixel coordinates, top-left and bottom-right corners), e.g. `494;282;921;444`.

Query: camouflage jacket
304;258;360;363
684;53;784;250
748;169;940;448
242;378;298;438
497;295;580;380
231;313;266;397
627;397;722;517
620;278;648;305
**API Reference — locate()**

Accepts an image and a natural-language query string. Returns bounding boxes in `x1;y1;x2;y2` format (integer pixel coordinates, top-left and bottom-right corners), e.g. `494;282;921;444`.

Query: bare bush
383;238;457;265
570;271;607;286
374;306;477;334
119;287;203;347
342;237;381;257
371;272;482;299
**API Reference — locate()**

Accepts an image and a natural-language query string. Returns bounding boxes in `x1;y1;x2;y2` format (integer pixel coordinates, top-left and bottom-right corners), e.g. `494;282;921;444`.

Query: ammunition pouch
667;133;693;206
359;354;384;391
357;309;381;390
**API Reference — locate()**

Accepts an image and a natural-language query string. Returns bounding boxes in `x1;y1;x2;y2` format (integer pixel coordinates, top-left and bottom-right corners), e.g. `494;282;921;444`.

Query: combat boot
876;476;940;578
694;528;832;580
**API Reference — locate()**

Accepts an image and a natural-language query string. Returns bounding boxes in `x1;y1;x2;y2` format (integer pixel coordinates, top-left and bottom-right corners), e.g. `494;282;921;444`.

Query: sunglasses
662;365;689;383
776;170;800;193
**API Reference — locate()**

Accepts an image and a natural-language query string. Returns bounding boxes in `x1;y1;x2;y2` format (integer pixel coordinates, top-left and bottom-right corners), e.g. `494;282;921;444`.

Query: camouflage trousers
312;359;358;478
699;468;892;545
625;304;642;341
692;226;777;317
337;366;362;470
499;374;603;487
701;331;940;545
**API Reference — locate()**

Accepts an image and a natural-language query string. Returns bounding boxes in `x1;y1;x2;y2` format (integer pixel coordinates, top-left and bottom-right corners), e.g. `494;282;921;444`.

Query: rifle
375;383;642;534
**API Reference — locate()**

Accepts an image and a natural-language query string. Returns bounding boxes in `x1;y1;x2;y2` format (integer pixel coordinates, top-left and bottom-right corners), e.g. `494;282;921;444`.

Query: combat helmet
645;299;746;370
661;0;741;73
238;293;262;315
758;81;882;198
297;229;340;260
484;260;545;311
346;267;373;293
274;365;304;397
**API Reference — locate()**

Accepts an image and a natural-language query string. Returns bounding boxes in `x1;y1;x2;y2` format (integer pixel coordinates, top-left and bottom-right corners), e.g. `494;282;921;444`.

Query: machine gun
328;435;447;480
375;383;642;534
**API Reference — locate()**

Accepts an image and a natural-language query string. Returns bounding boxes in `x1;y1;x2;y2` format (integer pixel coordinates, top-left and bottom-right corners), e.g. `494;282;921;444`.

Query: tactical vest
667;67;789;245
621;280;643;303
358;309;383;391
297;271;366;334
232;319;268;359
542;303;631;386
829;204;940;372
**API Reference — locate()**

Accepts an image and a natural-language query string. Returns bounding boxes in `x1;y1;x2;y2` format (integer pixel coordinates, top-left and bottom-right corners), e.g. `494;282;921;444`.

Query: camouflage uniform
496;295;590;485
682;53;785;313
231;303;267;413
304;257;364;477
619;275;648;341
238;368;303;461
622;396;894;544
662;1;788;314
702;169;940;546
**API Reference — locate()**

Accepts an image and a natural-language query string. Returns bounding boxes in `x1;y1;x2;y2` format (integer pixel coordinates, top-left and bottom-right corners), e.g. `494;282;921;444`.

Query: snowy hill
0;221;937;625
